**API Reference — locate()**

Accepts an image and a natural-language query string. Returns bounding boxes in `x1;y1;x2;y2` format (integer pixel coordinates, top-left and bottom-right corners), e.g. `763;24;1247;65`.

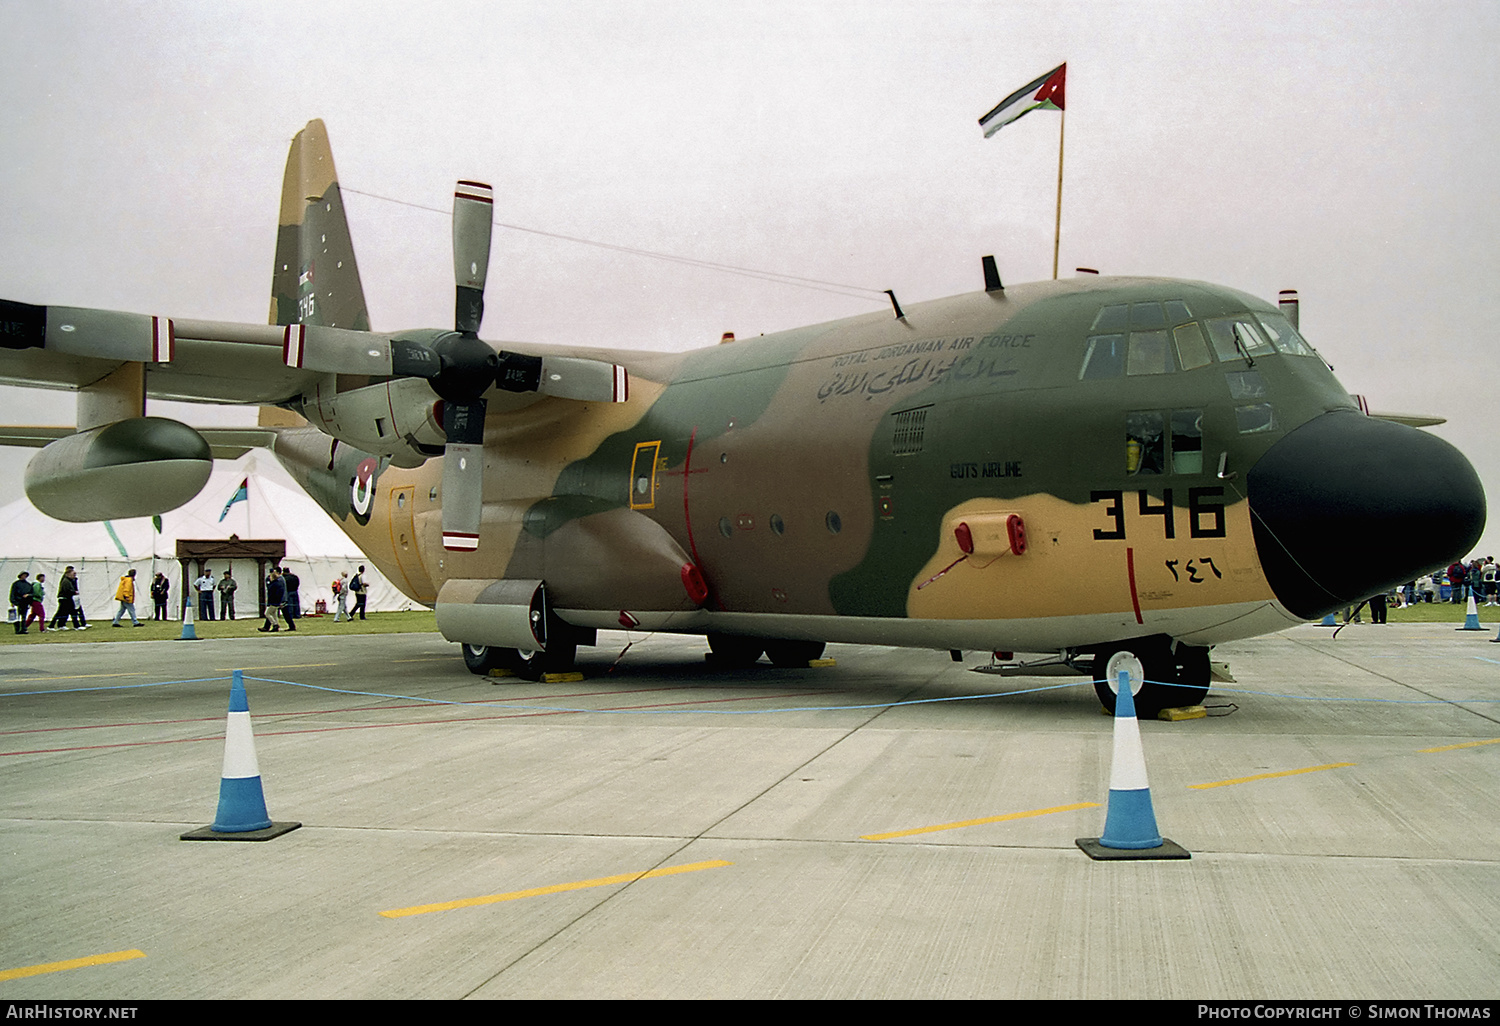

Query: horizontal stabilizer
1366;410;1445;428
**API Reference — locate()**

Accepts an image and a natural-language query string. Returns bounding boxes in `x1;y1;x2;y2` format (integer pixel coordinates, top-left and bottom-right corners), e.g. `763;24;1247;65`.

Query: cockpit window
1235;403;1277;434
1126;330;1176;375
1226;370;1268;400
1126;408;1205;476
1129;302;1167;330
1254;312;1316;357
1091;304;1129;332
1206;316;1274;362
1126;411;1165;475
1173;322;1212;370
1171;410;1204;473
1080;333;1126;379
1163;300;1194;325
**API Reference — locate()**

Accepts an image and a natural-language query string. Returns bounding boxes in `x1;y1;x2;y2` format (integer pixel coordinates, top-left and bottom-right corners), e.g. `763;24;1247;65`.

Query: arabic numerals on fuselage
1089;487;1226;541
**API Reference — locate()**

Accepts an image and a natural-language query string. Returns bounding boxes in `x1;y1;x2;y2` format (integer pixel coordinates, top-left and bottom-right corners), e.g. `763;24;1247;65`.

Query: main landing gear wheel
1092;640;1210;718
462;644;506;675
461;641;578;681
512;641;578;682
764;639;827;667
706;633;765;668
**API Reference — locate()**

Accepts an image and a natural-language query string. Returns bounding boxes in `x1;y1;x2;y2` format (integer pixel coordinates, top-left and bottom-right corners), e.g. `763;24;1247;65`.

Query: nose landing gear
1091;637;1210;718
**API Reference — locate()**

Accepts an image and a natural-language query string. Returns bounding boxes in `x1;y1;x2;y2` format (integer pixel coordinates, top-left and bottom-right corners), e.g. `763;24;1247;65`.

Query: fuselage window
1171;410;1204;474
1235;403;1277;434
1173;322;1213;370
1126;411;1165;475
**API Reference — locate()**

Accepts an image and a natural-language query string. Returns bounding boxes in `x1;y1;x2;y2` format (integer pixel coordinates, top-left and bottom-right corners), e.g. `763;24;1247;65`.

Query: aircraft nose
1247;410;1486;620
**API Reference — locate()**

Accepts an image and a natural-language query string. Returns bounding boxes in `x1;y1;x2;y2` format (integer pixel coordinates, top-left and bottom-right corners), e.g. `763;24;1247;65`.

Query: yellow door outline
630;441;661;510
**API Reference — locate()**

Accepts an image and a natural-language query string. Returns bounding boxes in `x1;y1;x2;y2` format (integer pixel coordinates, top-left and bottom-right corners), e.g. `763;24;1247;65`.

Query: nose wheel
1092;639;1210;717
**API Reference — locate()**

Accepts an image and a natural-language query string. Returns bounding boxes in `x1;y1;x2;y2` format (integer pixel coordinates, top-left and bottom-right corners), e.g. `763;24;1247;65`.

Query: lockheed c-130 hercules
0;121;1486;715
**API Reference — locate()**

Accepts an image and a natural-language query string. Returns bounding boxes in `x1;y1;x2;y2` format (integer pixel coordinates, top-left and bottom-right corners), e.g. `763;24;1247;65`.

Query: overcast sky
1;0;1495;559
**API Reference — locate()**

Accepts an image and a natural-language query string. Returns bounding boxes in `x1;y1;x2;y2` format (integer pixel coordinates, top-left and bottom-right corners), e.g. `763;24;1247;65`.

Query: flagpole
1053;110;1065;280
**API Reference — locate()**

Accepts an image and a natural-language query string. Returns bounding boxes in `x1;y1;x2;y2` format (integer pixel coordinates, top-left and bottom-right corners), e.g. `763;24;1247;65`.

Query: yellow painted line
379;859;732;919
0;948;145;983
861;802;1101;840
214;663;340;671
1420;738;1500;753
6;672;147;682
1189;762;1355;790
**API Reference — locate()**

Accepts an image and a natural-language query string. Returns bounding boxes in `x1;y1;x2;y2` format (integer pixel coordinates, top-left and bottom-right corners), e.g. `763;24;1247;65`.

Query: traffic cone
1077;671;1190;860
181;671;300;841
1458;596;1485;631
1317;613;1337;626
177;596;198;641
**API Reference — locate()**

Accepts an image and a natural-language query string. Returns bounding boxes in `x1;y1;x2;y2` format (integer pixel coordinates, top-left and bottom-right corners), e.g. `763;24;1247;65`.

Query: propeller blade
538;356;629;403
281;323;394;375
452;180;493;335
493;350;628;403
440;398;486;551
0;303;176;364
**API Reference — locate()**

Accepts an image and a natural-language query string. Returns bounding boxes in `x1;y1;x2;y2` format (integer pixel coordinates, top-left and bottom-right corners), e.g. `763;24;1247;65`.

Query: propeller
280;180;629;553
433;181;497;551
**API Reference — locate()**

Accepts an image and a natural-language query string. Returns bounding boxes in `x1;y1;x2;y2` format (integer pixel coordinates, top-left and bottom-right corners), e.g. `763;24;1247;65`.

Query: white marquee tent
0;452;414;621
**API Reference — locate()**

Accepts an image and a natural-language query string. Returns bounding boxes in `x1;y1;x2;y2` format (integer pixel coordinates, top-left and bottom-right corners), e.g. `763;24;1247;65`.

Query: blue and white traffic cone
1077;671;1190;860
1458;596;1485;631
181;671;300;841
177;596;198;641
1318;613;1337;626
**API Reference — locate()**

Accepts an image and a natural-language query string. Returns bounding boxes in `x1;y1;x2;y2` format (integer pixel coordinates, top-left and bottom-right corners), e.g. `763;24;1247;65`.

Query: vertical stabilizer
268;120;371;331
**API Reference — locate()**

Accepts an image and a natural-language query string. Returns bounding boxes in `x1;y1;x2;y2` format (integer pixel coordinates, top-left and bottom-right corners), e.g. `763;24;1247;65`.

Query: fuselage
272;274;1486;656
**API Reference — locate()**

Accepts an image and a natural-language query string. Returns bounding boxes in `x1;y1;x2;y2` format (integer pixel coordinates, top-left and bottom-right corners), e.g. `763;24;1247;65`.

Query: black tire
706;633;765;668
1092;640;1210;717
514;641;578;682
1168;644;1211;709
764;639;826;667
462;643;508;676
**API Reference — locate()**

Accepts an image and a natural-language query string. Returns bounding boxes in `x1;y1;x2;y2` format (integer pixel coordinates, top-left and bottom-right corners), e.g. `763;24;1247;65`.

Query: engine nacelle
435;578;551;651
25;417;212;522
297;377;445;467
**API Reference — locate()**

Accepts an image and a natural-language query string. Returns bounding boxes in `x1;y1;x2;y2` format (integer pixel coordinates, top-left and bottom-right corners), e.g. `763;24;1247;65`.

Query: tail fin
268;120;371;331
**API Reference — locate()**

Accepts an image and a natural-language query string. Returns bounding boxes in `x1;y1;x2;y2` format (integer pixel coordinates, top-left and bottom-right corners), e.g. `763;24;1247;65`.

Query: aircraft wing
0;302;324;404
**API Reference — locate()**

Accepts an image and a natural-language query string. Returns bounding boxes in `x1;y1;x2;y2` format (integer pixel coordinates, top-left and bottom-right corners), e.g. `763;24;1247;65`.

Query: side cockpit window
1126;408;1204;476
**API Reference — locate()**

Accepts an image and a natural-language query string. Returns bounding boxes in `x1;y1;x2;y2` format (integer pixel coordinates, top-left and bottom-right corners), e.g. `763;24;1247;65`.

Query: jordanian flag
219;478;249;522
979;63;1066;137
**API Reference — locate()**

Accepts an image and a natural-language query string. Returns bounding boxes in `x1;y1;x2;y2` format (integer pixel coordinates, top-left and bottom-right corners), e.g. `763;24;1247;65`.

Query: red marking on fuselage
1126;546;1143;625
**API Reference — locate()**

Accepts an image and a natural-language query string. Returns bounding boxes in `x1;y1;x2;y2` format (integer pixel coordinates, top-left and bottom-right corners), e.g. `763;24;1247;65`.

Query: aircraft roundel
350;457;378;525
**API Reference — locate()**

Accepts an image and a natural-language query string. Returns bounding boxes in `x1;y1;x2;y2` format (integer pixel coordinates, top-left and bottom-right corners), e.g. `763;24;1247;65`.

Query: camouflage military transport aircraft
0;121;1486;714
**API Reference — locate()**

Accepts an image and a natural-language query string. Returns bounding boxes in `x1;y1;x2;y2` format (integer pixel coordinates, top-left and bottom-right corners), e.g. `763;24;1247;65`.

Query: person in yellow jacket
112;569;143;627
